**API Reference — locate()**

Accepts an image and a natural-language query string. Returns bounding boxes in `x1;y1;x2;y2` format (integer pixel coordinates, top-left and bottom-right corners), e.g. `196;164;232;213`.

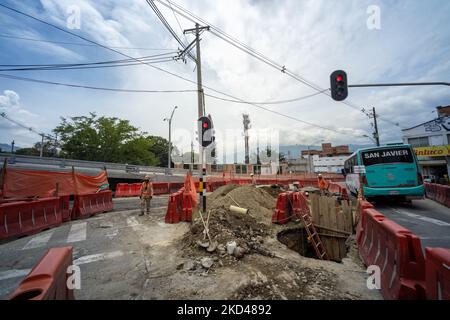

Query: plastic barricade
169;182;184;193
9;246;75;300
425;247;450;300
59;195;71;222
0;198;62;240
72;191;114;219
359;209;426;300
114;183;129;198
355;200;374;245
152;182;170;195
271;193;291;224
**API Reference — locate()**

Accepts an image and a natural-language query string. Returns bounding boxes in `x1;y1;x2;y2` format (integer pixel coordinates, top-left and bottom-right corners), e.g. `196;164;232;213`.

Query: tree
54;113;161;165
147;135;173;167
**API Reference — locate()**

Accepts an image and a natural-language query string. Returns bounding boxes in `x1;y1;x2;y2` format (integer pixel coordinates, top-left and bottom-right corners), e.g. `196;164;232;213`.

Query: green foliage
53;113;169;166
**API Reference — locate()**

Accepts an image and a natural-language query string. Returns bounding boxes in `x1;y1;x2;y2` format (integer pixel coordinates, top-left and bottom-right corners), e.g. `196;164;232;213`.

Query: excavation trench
277;227;349;262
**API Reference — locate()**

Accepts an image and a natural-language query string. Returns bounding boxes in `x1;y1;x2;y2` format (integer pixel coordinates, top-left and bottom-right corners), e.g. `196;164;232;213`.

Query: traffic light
198;115;215;147
330;70;348;101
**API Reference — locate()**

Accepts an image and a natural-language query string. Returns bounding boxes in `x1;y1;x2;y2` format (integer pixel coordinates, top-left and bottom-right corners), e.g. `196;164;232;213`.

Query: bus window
361;147;414;166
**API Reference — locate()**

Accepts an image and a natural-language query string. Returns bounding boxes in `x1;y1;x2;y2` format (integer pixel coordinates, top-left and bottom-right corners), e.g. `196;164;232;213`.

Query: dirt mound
207;185;276;225
258;185;285;199
181;206;273;267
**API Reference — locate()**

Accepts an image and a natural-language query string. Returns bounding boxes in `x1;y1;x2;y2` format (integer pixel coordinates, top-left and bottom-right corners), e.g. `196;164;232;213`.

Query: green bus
343;144;424;200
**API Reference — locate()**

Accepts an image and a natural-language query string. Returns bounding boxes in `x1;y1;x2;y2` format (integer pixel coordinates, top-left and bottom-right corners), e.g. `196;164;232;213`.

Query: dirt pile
258;185;285;199
207;185;276;225
180;185;279;268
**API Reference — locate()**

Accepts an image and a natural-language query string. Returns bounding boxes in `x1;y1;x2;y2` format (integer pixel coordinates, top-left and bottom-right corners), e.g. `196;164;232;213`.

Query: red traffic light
336;74;343;82
202;122;209;129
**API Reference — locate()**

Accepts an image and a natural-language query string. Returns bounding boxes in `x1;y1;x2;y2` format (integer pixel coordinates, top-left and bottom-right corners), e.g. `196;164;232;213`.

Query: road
0;195;179;300
373;198;450;250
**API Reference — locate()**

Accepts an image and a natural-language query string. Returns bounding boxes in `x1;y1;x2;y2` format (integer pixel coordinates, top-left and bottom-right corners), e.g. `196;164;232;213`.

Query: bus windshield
361;147;414;166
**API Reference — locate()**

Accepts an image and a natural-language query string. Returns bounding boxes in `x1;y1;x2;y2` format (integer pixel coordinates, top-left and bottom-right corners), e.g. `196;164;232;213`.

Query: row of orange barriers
424;182;450;207
357;200;450;300
0;191;114;241
164;187;195;223
114;178;331;198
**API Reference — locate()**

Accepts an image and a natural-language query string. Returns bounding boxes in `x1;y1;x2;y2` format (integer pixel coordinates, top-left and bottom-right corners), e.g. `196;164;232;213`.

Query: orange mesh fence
2;168;108;198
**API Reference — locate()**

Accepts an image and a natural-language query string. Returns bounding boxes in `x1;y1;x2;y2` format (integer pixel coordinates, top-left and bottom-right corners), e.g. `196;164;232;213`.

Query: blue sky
0;0;449;160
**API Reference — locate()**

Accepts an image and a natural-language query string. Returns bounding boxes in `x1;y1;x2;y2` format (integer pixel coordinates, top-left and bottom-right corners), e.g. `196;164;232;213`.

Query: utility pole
372;107;380;146
190;140;194;171
39;134;44;158
11;140;14;154
184;23;209;213
243;114;251;164
164;106;178;173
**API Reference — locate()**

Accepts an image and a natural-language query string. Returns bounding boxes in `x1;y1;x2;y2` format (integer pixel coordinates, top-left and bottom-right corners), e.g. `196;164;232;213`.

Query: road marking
22;231;54;250
394;210;450;227
126;216;140;227
73;250;124;265
67;222;87;243
0;269;31;281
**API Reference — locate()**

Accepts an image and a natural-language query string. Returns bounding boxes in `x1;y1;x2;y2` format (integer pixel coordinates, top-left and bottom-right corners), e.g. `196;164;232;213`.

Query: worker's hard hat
144;175;151;180
318;174;322;177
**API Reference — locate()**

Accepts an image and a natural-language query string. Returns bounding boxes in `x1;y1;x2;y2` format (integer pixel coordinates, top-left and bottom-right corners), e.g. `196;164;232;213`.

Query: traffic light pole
184;23;210;213
349;82;450;88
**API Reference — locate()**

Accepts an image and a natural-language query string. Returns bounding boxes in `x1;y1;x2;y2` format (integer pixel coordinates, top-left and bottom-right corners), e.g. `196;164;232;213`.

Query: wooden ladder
300;212;329;260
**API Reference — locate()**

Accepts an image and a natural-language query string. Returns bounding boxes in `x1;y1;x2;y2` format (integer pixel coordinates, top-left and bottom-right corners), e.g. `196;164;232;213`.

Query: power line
205;89;327;105
0;33;176;51
0;111;54;140
0;74;198;93
0;3;359;136
146;0;196;62
156;0;402;128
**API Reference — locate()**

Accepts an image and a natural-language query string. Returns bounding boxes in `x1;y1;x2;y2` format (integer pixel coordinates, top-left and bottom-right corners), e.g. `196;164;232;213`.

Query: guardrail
0;154;192;176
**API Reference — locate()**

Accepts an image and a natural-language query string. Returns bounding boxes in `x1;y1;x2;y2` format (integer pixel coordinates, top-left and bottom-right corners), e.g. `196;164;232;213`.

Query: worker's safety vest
141;182;153;197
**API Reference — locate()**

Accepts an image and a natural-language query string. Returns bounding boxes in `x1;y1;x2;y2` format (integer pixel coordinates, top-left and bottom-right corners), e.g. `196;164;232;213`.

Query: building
402;105;450;181
300;142;351;173
285;157;311;174
311;154;349;174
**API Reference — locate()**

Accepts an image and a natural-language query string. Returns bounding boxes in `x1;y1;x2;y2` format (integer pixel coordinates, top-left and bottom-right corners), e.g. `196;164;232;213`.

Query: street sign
354;165;366;174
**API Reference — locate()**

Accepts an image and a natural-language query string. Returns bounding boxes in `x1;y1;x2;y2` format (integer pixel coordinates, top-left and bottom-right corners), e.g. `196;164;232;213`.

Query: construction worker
139;175;154;216
317;174;329;195
250;173;256;185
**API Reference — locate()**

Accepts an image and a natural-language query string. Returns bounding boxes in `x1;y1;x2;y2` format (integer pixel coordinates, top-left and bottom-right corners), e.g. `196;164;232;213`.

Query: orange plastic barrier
425;247;450;300
165;188;184;224
424;183;450;207
72;191;113;219
359;208;426;299
59;195;71;222
9;246;75;300
169;182;184;193
0;197;62;240
271;193;291;224
153;182;170;195
356;200;374;245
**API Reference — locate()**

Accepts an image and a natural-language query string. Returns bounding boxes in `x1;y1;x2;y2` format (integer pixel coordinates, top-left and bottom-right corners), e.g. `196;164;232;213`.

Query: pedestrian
317;174;329;195
139;175;153;216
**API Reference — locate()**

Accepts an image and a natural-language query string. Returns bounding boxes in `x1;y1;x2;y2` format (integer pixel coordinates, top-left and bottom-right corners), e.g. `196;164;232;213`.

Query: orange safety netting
1;168;109;198
184;171;198;208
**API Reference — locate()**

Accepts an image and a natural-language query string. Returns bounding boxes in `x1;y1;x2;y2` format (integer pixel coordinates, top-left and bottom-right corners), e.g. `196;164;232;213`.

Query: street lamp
164;106;178;171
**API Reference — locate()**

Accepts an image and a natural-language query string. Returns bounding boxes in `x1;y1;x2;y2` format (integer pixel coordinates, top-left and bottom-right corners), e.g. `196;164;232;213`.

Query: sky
0;0;449;162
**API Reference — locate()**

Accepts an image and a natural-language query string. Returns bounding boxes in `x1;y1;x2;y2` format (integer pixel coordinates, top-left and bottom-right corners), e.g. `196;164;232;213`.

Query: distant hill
0;143;22;153
280;143;374;159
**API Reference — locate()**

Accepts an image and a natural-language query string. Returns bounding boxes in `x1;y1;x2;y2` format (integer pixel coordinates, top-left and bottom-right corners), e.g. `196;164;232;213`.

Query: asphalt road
0;196;170;300
372;198;450;250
